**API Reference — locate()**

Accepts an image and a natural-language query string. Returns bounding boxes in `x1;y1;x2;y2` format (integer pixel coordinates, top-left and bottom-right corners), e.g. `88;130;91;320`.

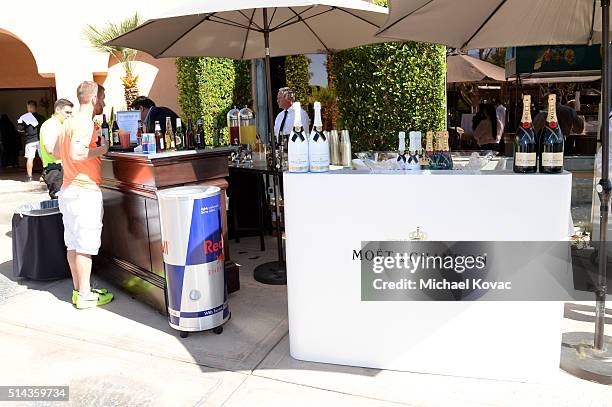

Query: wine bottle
164;117;176;152
407;131;422;170
195;118;205;149
396;131;407;169
539;94;563;173
112;119;120;146
155;121;164;152
101;114;110;144
514;95;537;173
288;101;309;173
175;118;184;151
308;101;329;172
136;119;143;146
185;118;194;150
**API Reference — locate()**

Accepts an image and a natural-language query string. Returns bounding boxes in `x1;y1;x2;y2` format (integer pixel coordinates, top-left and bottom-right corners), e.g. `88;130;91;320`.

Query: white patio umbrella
447;53;506;83
107;0;389;285
378;0;612;383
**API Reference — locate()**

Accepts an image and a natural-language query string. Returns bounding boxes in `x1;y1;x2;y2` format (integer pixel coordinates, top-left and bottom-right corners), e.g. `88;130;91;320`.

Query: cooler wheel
212;326;223;335
179;331;189;338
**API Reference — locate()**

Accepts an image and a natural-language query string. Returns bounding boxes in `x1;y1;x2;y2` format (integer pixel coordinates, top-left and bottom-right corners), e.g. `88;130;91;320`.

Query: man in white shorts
54;81;113;309
17;100;45;182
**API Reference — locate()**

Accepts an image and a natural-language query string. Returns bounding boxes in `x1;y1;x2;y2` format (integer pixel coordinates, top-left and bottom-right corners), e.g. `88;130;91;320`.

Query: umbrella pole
254;8;287;285
560;0;612;384
595;0;611;351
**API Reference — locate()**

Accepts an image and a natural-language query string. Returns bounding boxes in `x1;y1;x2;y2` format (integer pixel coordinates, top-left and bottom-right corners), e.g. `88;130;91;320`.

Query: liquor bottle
435;131;453;170
396;131;407;169
136;119;143;146
155;121;164;152
422;131;434;170
539;94;563;173
340;130;352;167
308;101;329;172
164;117;176;151
175;118;184;151
195;118;205;149
112;119;120;146
514;95;537;173
101;114;110;144
288;101;309;172
407;131;422;170
185;118;194;150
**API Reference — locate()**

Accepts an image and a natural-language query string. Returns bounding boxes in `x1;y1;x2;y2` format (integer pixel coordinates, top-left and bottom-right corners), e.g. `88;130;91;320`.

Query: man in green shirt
40;99;73;198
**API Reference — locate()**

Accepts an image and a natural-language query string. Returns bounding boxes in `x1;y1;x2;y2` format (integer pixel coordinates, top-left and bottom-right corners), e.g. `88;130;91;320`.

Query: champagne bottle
155;121;164;152
539;94;563;173
407;131;422;170
308;101;329;172
175;118;184;151
396;131;407;168
288;101;309;172
112;119;120;146
101;114;110;144
422;131;434;170
435;131;453;170
514;95;537;173
164;117;176;151
195;118;205;149
185;118;194;150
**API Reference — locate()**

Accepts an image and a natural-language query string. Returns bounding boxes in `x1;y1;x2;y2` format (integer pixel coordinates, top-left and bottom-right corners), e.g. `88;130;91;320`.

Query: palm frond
83;12;141;69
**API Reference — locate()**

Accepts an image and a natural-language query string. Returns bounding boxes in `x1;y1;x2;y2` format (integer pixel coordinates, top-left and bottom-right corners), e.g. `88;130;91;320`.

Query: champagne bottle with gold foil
539;94;563;173
435;131;453;170
514;95;537;173
422;131;434;170
165;117;176;152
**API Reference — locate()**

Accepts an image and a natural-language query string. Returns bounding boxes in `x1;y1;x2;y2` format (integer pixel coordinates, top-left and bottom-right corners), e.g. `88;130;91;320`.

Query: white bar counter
284;169;572;382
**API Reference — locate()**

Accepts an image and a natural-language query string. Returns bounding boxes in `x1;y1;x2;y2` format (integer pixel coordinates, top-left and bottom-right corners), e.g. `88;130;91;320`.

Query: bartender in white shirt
274;87;310;143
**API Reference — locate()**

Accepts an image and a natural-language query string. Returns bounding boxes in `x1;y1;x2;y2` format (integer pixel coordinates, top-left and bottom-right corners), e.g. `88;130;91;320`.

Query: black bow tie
291;131;305;142
408;151;419;164
313;131;326;142
397;152;407;163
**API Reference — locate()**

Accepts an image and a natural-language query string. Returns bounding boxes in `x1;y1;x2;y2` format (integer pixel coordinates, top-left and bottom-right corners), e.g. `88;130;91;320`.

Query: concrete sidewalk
0;177;610;407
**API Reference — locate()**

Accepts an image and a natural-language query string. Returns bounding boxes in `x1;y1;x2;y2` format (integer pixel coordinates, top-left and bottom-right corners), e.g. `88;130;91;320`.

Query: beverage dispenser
238;106;257;146
227;107;240;146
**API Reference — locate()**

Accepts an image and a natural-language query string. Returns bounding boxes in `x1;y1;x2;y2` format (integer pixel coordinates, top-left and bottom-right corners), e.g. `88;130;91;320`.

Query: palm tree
84;13;141;108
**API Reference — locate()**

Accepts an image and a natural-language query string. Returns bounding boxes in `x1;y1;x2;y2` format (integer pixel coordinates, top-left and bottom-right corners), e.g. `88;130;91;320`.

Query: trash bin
157;186;229;337
12;199;70;280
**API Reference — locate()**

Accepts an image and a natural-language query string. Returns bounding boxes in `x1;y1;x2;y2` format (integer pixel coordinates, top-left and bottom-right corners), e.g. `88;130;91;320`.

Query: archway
0;29;55;171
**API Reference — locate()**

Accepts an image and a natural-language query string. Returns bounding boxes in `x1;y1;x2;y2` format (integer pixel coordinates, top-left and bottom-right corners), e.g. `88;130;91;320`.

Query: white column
53;68;94;108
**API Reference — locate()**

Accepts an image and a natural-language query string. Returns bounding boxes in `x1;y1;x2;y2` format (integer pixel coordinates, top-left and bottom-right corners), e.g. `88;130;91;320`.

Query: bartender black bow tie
292;131;306;142
397;152;407;163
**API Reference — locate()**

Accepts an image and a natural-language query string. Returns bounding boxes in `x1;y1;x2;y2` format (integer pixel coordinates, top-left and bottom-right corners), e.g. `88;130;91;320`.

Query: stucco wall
0;1;180;116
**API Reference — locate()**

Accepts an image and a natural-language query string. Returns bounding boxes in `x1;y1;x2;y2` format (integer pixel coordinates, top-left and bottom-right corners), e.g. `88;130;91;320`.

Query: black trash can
12;199;70;280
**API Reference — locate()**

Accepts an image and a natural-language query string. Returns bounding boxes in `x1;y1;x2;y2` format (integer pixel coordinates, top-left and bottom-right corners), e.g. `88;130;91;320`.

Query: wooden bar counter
94;147;239;314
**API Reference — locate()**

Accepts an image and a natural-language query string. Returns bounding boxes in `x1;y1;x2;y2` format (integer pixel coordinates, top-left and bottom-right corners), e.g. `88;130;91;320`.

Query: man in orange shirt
54;81;113;309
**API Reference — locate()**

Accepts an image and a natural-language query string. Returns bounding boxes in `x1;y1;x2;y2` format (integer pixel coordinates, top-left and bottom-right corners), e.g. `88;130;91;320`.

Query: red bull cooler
157;186;229;335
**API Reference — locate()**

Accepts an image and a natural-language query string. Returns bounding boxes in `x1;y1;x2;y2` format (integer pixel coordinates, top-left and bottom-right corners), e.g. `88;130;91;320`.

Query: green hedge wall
176;57;251;145
285;55;311;111
331;42;447;153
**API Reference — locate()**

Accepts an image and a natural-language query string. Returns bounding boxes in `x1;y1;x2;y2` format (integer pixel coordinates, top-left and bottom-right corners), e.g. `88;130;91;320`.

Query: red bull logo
204;237;224;260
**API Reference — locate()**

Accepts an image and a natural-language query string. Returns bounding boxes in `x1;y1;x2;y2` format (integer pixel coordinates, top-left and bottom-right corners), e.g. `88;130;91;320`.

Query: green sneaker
72;288;109;305
75;290;114;309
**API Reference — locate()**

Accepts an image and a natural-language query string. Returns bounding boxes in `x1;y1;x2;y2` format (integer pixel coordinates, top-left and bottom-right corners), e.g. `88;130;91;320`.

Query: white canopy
107;0;389;59
377;0;611;49
447;54;506;83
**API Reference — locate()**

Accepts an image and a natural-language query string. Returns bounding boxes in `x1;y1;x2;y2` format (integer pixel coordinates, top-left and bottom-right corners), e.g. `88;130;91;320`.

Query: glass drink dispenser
238;106;257;146
227;107;240;146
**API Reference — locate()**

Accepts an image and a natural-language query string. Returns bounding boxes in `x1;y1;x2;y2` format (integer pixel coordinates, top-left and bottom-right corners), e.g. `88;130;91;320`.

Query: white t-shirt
274;108;310;138
39;115;63;164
